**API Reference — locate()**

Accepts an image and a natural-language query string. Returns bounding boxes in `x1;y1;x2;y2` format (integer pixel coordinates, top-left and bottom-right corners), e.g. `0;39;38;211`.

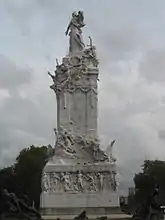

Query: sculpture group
47;11;115;165
50;125;113;162
48;37;98;96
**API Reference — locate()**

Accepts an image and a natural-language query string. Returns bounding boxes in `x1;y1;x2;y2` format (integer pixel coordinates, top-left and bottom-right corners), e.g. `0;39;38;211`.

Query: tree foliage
133;160;165;206
0;166;16;192
0;145;51;210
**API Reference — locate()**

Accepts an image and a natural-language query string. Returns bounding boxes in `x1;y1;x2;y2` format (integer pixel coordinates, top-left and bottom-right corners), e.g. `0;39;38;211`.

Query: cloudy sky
1;0;165;190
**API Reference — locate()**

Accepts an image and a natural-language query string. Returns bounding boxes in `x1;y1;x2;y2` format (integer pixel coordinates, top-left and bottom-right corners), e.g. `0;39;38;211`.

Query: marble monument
41;11;119;216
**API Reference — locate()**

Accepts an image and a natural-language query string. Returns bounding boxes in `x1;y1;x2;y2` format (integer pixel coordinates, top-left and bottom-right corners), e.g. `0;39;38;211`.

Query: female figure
65;11;85;53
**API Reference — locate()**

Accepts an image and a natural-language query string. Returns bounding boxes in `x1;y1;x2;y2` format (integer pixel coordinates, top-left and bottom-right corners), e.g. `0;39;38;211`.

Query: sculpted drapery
65;11;85;53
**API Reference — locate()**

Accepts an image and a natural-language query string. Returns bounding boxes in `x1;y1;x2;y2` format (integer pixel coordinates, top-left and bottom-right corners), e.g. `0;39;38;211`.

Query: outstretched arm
65;22;71;35
48;71;55;80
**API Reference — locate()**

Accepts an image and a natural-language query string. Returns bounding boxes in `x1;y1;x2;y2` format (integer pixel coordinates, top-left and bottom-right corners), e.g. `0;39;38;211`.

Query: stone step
42;213;131;220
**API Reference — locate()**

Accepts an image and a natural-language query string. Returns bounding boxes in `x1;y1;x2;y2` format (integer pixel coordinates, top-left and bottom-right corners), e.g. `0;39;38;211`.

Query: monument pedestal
41;192;119;216
41;162;119;217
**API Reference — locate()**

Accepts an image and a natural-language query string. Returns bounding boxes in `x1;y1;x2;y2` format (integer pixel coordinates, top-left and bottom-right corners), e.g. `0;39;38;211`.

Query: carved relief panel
42;170;117;193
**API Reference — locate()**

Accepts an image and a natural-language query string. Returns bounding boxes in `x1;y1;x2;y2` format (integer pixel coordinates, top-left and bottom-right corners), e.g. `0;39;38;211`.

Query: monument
41;11;119;217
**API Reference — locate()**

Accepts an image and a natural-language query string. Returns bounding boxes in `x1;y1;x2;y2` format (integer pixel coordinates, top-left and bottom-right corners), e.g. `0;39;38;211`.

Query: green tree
14;145;50;209
0;145;51;210
133;160;165;206
0;166;16;192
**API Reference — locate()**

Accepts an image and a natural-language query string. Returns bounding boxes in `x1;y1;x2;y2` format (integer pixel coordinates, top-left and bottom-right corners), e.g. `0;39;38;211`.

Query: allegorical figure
61;172;72;191
97;172;104;191
42;172;50;193
77;170;84;191
106;140;116;163
65;11;85;53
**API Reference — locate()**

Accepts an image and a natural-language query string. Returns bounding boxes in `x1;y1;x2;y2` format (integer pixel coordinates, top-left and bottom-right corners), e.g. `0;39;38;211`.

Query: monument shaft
57;68;98;138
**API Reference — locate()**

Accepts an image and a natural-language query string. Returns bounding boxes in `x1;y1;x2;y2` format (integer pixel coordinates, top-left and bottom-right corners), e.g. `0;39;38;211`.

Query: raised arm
65;21;71;36
48;71;55;80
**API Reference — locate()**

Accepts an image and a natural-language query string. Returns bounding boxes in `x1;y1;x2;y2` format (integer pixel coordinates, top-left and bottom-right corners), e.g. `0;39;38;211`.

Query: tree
14;145;50;209
0;145;51;210
133;160;165;206
0;166;16;192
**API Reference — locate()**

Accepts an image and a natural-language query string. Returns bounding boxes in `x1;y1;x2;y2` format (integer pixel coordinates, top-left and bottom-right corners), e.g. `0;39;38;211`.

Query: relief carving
97;172;105;192
111;171;117;191
61;172;73;192
42;172;50;193
85;172;97;192
76;170;84;191
49;172;60;192
42;170;117;193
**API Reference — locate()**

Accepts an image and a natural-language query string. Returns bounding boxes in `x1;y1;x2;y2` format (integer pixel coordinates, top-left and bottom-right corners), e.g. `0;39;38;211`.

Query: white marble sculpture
85;173;97;192
45;8;118;177
61;172;72;192
77;170;84;191
106;140;116;163
42;172;50;193
65;11;85;53
97;172;104;191
49;173;60;192
41;11;119;213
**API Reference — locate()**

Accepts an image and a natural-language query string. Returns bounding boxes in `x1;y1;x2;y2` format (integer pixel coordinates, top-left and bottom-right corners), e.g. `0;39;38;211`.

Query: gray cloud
0;56;56;167
139;49;165;82
158;130;165;140
96;25;146;62
0;55;32;91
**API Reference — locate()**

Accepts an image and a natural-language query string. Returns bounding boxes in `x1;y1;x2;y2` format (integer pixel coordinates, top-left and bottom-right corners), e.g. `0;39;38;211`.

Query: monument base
41;162;119;218
41;191;119;213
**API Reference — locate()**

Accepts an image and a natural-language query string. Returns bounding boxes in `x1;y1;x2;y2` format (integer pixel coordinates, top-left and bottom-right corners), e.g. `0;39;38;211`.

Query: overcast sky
1;0;165;189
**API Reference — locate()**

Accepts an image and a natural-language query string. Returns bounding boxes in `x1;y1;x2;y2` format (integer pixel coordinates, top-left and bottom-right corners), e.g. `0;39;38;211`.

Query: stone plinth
42;214;131;220
41;163;119;216
41;191;118;209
